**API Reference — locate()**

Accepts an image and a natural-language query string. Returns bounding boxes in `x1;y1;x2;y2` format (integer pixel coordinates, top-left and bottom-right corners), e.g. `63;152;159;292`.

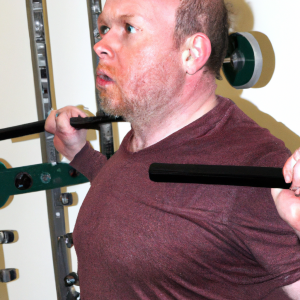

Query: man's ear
182;33;212;75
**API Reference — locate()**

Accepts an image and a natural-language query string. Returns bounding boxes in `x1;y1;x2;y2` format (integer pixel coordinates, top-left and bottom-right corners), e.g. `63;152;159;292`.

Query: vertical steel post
26;1;77;299
86;0;116;159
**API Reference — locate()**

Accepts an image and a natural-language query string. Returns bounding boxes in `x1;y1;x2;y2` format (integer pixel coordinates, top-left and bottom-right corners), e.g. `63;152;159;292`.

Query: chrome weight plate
222;32;263;89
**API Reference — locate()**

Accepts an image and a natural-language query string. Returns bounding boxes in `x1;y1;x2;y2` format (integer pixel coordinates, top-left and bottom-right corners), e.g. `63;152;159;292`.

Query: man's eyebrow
98;13;144;24
119;14;138;19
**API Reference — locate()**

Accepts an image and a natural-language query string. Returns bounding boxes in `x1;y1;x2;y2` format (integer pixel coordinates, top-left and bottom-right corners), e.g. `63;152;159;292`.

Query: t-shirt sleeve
70;141;107;182
229;188;300;287
227;148;300;289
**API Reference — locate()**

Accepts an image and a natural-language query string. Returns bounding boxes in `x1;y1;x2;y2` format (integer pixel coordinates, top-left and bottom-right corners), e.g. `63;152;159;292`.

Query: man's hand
45;106;88;161
272;148;300;236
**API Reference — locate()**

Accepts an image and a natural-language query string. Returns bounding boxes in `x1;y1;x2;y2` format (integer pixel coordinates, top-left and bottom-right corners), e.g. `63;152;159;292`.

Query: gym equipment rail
26;1;82;299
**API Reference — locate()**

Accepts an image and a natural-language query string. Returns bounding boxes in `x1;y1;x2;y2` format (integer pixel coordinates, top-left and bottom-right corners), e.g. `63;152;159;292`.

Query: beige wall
216;0;300;152
0;1;56;299
0;0;299;299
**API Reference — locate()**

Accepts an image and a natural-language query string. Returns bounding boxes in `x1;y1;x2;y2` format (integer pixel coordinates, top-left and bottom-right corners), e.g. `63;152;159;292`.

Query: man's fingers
45;106;87;134
291;160;300;195
282;148;300;197
283;148;300;183
55;111;75;134
293;148;300;161
71;108;87;118
44;106;88;161
283;156;296;183
45;109;58;133
60;106;88;119
291;148;300;188
271;187;300;232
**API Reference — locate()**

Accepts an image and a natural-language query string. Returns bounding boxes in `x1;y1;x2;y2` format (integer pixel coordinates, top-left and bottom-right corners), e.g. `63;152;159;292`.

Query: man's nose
93;40;112;59
93;33;118;59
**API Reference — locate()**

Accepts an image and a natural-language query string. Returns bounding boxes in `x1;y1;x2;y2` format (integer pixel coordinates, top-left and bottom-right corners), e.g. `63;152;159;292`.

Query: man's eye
125;24;136;34
99;25;110;35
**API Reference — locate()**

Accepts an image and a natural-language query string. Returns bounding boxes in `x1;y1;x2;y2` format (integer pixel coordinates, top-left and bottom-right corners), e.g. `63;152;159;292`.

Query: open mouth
99;74;113;82
96;71;114;87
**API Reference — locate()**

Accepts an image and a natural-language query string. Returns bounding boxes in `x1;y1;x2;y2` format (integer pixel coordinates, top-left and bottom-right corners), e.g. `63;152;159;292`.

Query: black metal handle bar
149;163;291;189
0;116;124;141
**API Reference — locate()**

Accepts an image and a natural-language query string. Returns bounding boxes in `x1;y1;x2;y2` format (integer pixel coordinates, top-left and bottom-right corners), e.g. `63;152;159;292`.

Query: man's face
94;0;185;122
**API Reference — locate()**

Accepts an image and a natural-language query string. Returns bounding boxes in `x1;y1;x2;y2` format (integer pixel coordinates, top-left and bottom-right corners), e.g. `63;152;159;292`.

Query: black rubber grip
149;163;291;189
70;115;124;129
0;116;124;141
0;120;45;140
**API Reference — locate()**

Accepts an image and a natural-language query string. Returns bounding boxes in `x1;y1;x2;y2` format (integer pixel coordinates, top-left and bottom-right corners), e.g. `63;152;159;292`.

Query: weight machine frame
25;0;110;299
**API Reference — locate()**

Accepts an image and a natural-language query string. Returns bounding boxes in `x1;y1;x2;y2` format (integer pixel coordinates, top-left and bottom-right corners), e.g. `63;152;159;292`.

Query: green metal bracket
0;162;89;208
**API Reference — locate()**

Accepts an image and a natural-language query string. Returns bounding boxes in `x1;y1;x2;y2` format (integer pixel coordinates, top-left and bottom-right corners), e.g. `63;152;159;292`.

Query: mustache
96;64;117;78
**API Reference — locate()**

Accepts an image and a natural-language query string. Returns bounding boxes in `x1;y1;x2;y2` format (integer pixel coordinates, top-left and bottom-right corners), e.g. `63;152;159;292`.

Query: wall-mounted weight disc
0;268;17;283
0;162;6;171
0;162;9;208
0;231;15;244
222;32;263;89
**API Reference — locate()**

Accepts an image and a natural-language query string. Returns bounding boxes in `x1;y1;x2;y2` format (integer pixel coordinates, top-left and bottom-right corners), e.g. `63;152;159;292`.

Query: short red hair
174;0;229;79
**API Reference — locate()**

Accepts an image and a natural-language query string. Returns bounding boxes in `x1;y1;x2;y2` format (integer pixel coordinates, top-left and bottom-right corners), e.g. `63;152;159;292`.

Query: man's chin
97;96;126;117
96;91;146;122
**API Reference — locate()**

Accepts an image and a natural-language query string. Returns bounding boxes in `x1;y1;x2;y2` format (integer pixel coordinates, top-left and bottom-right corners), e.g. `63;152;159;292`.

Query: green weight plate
222;32;263;89
0;162;9;207
0;162;89;208
0;162;6;171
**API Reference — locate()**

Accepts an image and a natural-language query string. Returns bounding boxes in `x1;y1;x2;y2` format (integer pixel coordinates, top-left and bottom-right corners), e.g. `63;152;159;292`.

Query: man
45;0;300;299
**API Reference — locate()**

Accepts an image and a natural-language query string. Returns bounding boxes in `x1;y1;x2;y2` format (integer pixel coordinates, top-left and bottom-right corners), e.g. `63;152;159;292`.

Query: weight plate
0;162;6;171
0;162;9;207
222;32;263;89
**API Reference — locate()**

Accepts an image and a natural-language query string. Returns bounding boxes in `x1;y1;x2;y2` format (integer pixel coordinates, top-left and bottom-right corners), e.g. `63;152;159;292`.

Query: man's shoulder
182;97;290;168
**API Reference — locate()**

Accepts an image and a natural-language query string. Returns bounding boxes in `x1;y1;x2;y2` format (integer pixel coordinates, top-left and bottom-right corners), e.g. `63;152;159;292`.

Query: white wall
216;0;300;152
0;0;299;299
0;1;56;300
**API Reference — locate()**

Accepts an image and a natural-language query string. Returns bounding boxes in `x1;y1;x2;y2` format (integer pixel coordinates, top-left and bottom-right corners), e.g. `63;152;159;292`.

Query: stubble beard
97;52;185;127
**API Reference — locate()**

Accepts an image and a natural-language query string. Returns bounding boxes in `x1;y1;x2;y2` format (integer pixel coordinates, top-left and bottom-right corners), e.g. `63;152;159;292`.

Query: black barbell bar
149;163;291;189
0;115;124;141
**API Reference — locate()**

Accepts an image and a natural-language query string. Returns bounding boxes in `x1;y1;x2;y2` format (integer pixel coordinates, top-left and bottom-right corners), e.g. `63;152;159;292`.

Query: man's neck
128;75;218;152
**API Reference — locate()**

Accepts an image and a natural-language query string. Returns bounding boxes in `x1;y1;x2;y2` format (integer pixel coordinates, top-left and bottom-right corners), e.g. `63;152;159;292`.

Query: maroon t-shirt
71;97;300;299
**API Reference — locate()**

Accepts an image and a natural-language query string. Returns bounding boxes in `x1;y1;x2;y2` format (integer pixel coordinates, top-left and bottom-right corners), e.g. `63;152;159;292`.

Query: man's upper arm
283;279;300;300
70;142;107;182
